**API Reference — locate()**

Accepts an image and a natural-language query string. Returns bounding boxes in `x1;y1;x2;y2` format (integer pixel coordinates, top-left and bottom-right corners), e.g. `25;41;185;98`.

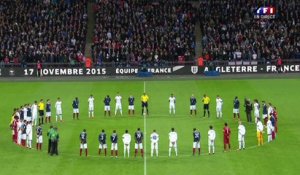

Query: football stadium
1;1;300;175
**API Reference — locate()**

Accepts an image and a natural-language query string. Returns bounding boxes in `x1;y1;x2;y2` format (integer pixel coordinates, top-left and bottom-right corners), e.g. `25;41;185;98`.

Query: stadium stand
198;0;300;62
0;0;88;65
1;0;299;67
91;0;197;66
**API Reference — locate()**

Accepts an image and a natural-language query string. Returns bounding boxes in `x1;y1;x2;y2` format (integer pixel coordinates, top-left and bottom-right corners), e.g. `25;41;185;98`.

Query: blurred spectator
92;0;196;66
0;0;88;64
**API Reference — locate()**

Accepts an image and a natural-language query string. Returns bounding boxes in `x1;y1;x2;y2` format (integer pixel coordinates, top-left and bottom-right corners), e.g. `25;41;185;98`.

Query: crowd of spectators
92;0;196;66
199;0;300;62
0;0;88;66
1;0;300;67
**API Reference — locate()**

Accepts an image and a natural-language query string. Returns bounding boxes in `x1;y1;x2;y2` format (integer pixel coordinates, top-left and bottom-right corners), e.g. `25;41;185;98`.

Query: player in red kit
12;116;19;143
273;107;278;133
223;123;231;152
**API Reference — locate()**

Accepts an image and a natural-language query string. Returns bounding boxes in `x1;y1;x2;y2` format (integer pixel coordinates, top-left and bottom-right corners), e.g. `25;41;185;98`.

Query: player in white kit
253;99;260;123
55;98;63;122
169;94;176;115
122;130;131;157
168;128;178;156
23;106;28;122
115;93;122;116
216;95;223;118
88;95;95;118
238;121;246;150
31;101;38;126
150;129;159;157
208;125;216;154
266;118;274;142
26;121;33;149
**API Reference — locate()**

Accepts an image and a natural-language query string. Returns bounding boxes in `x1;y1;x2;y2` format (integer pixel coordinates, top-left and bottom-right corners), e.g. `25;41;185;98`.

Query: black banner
0;64;299;77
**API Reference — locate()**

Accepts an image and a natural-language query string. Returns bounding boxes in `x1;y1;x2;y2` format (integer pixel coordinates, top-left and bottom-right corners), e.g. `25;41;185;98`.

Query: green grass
0;79;300;175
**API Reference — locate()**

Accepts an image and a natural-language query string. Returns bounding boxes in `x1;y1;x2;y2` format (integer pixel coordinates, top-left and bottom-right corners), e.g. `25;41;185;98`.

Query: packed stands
198;0;300;61
92;0;197;66
0;0;88;65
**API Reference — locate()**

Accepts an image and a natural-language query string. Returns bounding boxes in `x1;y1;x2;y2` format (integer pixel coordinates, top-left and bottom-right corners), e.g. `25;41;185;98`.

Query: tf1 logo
254;7;276;19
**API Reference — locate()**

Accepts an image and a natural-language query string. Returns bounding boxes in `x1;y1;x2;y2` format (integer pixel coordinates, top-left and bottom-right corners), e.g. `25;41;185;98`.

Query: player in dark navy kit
98;129;107;156
134;128;144;157
36;124;43;150
190;94;197;116
233;96;240;119
262;101;268;125
27;104;32;122
193;128;201;155
79;129;88;156
45;99;51;123
128;95;135;115
104;95;111;116
110;130;118;157
72;97;79;120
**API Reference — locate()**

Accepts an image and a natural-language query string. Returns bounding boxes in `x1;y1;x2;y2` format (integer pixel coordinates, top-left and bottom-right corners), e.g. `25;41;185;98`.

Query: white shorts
25;117;32;121
208;139;215;147
46;112;51;117
124;143;130;148
99;143;107;149
128;105;134;110
193;141;200;148
111;143;118;150
263;114;268;119
18;131;22;144
89;106;94;111
115;103;122;110
135;143;143;149
27;134;32;140
36;135;43;143
216;107;222;112
22;134;26;140
104;106;110;111
254;111;259;118
151;142;158;150
169;141;177;148
32;113;38;119
80;143;87;149
56;109;62;115
73;108;79;113
190;105;196;110
233;108;239;114
238;134;245;142
169;103;175;109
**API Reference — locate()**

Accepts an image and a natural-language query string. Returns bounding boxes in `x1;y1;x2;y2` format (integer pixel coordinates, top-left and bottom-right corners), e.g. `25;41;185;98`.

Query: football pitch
1;78;300;175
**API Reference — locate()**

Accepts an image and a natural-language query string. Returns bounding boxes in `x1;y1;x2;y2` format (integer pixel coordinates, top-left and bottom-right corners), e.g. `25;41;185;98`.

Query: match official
202;94;210;117
38;99;45;125
141;93;149;116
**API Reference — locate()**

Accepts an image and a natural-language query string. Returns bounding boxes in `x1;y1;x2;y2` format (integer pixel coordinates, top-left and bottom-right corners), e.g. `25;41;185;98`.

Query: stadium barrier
1;62;300;77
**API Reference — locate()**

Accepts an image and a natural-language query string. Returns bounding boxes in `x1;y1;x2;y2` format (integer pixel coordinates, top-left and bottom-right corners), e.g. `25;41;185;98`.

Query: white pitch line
143;81;147;175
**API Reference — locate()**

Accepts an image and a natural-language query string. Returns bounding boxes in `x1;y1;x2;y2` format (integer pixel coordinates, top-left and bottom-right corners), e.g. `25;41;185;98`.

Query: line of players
9;94;278;154
78;123;246;158
8;94;279;124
